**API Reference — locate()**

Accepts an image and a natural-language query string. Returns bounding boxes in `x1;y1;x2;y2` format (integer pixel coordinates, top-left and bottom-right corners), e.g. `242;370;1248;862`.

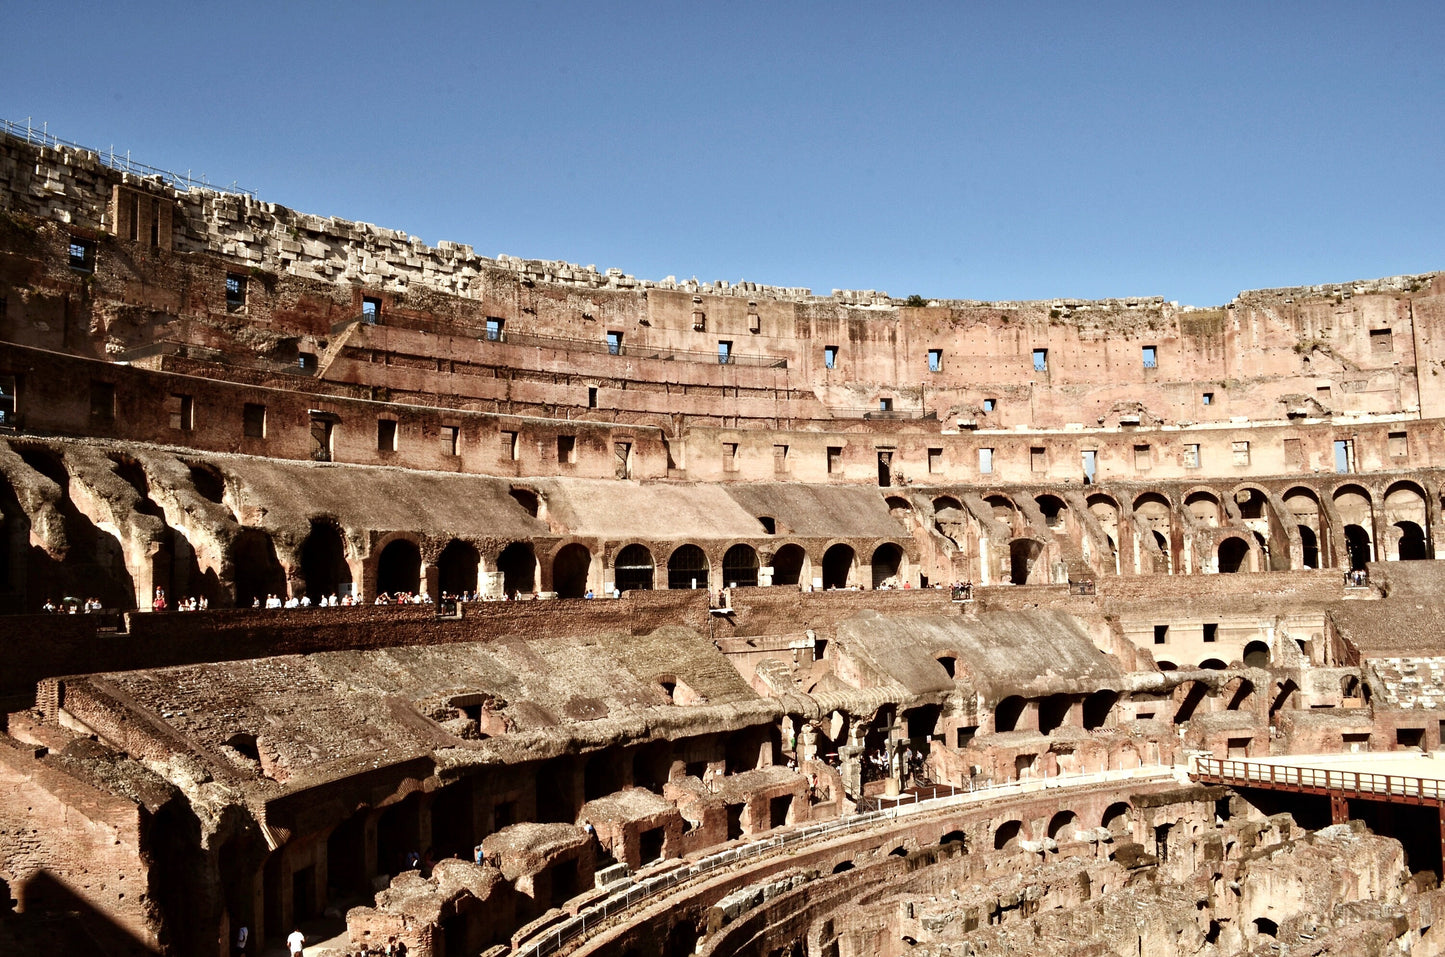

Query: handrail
1195;757;1445;801
480;328;788;368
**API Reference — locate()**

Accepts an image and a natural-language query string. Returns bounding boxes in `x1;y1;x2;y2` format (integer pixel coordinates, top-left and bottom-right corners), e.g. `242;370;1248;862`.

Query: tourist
287;927;306;955
234;924;249;956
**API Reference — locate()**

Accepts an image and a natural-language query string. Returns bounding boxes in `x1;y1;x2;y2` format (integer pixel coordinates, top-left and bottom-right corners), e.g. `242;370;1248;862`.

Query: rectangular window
928;447;943;474
1202;392;1214;406
1232;441;1250;466
485;317;504;341
1389;431;1408;458
1032;348;1048;372
1370;328;1392;353
1134;444;1151;471
0;374;15;427
1031;446;1046;472
243;403;266;438
983;398;996;412
824;345;838;370
1082;449;1097;484
1153;625;1169;645
827;445;843;474
606;330;623;355
978;447;994;474
718;340;733;364
68;237;95;273
309;413;334;461
167;393;194;431
443;425;460;456
501;430;518;460
1142;345;1157;369
1334;439;1354;473
1203;623;1218;644
878;397;893;412
614;441;632;479
928;349;943;373
362;296;381;322
225;273;246;311
377;419;398;451
1183;443;1200;469
89;381;115;422
297;352;317;373
557;434;577;464
588;386;598;408
723;442;739;471
1284;437;1304;468
774;444;789;473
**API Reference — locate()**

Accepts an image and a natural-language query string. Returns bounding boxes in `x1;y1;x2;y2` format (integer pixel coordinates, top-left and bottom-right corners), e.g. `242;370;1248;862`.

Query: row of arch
992;802;1131;851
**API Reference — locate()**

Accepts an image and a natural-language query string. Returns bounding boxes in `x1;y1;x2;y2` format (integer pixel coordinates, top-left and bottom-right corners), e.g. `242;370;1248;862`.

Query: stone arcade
2;127;1445;956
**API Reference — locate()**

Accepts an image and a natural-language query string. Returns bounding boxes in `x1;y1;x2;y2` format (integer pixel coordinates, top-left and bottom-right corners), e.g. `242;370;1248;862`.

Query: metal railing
481;327;788;368
1196;757;1445;800
1068;579;1097;596
511;763;1175;957
2;118;255;197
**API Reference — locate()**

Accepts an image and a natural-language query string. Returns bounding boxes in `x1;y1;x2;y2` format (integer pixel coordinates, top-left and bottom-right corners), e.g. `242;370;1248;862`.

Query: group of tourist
41;597;105;613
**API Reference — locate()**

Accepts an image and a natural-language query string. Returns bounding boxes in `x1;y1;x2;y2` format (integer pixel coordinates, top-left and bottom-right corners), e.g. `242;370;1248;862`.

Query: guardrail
1195;757;1445;801
511;763;1176;957
482;328;788;368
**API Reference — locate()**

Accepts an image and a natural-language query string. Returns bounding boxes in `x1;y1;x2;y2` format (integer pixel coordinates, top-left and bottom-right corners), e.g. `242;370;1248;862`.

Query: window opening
1389;431;1408;458
68;238;95;273
243;403;267;439
827;445;843;474
298;352;317;372
878;397;893;412
1081;449;1097;484
89;381;115;423
378;419;398;451
1232;441;1250;466
1334;439;1354;473
824;345;838;369
362;296;381;322
1032;348;1048;372
983;398;996;412
1134;444;1151;470
928;349;942;372
978;447;993;474
225;273;246;311
1203;623;1218;643
1370;328;1392;353
773;444;789;473
606;330;623;355
1142;345;1157;368
1202;391;1214;406
557;435;577;464
588;386;597;408
485;317;504;341
0;374;15;427
928;447;943;473
443;425;460;456
1183;443;1200;468
1153;625;1168;645
723;442;739;471
309;413;334;461
718;340;733;364
501;430;518;460
1030;446;1046;472
168;394;194;431
614;441;631;479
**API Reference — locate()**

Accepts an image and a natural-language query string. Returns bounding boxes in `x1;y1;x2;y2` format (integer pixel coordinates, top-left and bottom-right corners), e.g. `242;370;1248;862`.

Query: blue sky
3;2;1441;306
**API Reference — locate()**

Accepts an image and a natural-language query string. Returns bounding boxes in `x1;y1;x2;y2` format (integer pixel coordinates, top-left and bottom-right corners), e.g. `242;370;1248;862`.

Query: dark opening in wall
362;296;381;322
225;273;246;311
68;237;94;272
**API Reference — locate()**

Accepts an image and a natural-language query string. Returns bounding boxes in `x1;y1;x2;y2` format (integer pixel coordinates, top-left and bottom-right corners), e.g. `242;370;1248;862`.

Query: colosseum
2;126;1445;957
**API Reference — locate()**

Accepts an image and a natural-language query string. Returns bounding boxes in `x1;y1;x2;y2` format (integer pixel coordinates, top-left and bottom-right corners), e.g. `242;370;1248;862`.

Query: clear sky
3;1;1441;306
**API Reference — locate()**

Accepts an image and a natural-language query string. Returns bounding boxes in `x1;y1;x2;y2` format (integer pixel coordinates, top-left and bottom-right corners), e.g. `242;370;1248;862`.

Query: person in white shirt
287;927;305;954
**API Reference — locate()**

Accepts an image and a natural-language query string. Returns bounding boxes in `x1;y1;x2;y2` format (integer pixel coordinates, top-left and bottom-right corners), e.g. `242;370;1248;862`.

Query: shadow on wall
7;870;156;957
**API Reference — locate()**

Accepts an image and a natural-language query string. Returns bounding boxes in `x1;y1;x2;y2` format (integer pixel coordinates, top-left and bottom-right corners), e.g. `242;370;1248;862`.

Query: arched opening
822;544;855;589
1134;494;1173;574
1243;640;1271;668
1396;521;1428;561
993;820;1023;851
1236;487;1266;520
870;542;903;589
932;497;968;549
1009;539;1044;585
1184;491;1221;527
1156;660;1178;671
613;544;655;592
436;539;480;597
1298;525;1319;568
1038;694;1070;734
187;462;227;504
1254;918;1278;938
937;655;957;679
1101;802;1131;835
1269;679;1299;718
721;544;759;588
1035;494;1067;530
1199;658;1228;670
497;542;537;597
771;544;807;587
994;696;1027;733
832;860;855;874
939;830;966;848
1173;681;1208;723
553;543;592;598
1082;690;1118;730
1047;810;1078;840
300;520;350;600
1218;537;1249;573
1226;677;1255;710
376;539;422;596
666;544;709;590
509;487;541;518
1344;525;1372;570
232;529;284;608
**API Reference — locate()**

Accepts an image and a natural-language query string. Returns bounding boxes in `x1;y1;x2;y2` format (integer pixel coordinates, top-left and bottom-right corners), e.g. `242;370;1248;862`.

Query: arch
1225;676;1256;710
1035;494;1068;530
1254;917;1278;938
993;819;1023;852
187;462;227;505
1344;524;1372;571
376;538;422;596
1199;658;1228;670
1234;486;1268;520
1047;810;1078;841
937;655;957;679
932;495;964;514
613;544;655;592
771;544;808;587
1038;694;1070;734
721;543;760;588
821;543;855;589
870;542;904;588
985;494;1017;529
939;830;967;848
831;860;854;874
1009;538;1045;585
1184;490;1222;527
667;544;709;590
1270;678;1299;716
553;543;592;598
508;486;542;518
1395;521;1428;561
1173;681;1207;723
1082;690;1118;730
1243;640;1271;668
1297;524;1319;568
232;528;284;607
1156;660;1178;672
497;541;537;597
1217;537;1250;574
300;519;350;599
994;695;1027;733
1101;802;1131;834
436;539;479;597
